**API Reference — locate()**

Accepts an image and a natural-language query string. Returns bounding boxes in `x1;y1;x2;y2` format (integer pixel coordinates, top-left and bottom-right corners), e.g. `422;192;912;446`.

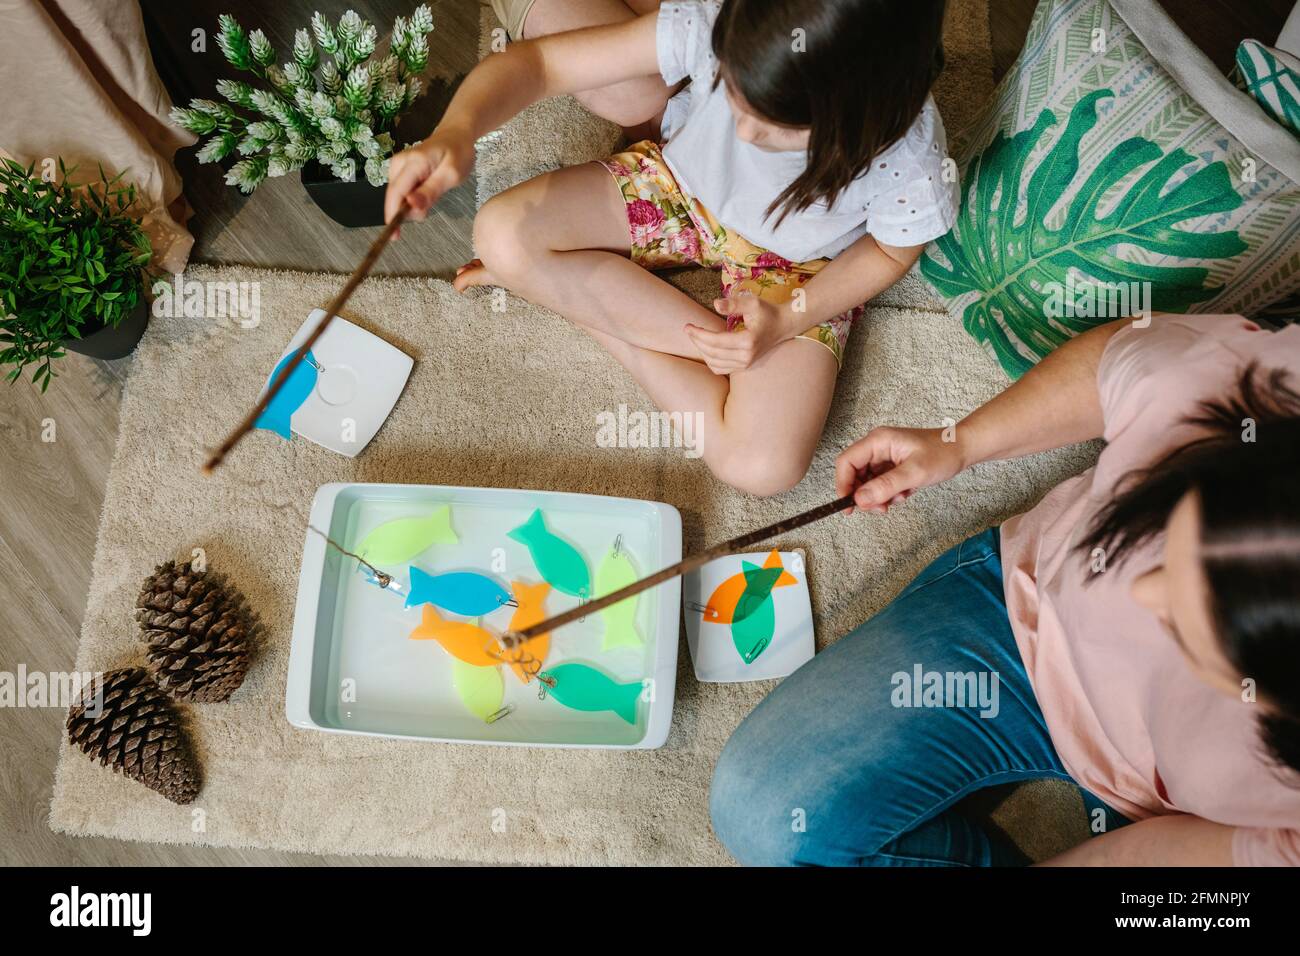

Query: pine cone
136;559;256;703
66;667;202;804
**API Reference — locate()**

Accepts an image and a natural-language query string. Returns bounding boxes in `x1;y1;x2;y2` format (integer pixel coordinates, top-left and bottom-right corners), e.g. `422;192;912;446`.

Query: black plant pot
300;160;387;228
63;297;149;360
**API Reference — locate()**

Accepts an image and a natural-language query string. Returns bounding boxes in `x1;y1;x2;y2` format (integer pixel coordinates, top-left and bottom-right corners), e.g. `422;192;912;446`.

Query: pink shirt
1000;315;1300;866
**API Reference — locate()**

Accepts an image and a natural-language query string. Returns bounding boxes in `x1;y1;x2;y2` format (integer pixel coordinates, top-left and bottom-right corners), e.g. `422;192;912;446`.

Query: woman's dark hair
712;0;947;225
1079;363;1300;778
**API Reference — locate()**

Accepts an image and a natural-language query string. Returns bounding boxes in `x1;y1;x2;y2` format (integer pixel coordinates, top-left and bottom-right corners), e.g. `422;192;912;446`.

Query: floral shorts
598;140;864;367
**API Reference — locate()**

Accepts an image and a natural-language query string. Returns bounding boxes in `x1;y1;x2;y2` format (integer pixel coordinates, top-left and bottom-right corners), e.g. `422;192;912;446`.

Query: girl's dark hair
1079;363;1300;778
712;0;947;226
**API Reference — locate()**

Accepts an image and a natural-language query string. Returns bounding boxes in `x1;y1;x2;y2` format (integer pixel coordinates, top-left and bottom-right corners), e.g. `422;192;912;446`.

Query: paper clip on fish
360;565;407;597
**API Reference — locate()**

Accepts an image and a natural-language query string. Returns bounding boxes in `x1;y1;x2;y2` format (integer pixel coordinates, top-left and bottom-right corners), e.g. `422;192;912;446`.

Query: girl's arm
836;318;1127;512
384;13;661;225
1038;815;1236;866
799;234;925;319
684;234;922;373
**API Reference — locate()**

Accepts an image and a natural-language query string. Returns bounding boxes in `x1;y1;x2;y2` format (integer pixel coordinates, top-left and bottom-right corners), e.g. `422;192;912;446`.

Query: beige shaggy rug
49;263;1095;863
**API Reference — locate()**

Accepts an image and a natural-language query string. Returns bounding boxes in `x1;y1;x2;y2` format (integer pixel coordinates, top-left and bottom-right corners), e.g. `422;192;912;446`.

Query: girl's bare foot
452;258;501;292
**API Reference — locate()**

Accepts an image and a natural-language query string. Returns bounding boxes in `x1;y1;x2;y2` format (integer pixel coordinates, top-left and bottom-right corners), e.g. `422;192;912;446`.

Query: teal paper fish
255;349;318;439
507;509;590;597
540;662;642;725
733;560;791;624
595;545;641;650
730;592;775;664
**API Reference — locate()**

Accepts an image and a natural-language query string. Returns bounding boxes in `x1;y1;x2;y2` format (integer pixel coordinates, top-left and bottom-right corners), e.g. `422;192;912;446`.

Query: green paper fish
731;592;775;664
540;662;642;725
595;545;641;651
507;509;590;597
450;658;504;722
357;506;458;565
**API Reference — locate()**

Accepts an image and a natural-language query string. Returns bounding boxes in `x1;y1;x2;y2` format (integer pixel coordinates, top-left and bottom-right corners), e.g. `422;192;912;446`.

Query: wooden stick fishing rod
201;204;410;474
502;493;856;647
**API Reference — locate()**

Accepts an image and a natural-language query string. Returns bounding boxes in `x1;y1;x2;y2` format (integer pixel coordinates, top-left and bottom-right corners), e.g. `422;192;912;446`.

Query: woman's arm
1038;815;1236;866
685;235;922;374
385;13;661;225
836;318;1128;512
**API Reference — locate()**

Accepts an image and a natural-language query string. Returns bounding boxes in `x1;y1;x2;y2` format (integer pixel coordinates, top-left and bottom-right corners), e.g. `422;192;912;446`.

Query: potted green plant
171;7;436;227
0;158;153;390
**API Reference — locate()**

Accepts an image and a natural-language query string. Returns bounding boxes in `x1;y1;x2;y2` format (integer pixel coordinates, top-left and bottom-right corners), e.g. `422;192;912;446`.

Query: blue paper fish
405;568;513;616
254;349;318;439
507;509;590;597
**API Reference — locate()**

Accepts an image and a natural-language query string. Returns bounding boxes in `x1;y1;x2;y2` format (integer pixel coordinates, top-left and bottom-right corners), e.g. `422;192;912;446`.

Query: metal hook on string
535;672;556;700
308;524;396;591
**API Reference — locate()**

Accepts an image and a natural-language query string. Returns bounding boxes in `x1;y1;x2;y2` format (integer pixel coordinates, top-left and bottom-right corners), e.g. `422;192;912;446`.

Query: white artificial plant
171;7;434;192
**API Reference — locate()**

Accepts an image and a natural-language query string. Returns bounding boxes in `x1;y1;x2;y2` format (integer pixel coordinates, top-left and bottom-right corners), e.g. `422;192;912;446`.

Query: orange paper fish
502;580;551;683
703;550;797;624
409;605;501;667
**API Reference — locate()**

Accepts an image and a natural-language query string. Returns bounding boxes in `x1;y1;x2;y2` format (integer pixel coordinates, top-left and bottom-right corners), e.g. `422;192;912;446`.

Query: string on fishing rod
501;492;857;648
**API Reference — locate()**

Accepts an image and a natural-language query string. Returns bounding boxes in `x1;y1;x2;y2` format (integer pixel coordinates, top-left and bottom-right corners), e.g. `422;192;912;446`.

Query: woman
710;314;1300;865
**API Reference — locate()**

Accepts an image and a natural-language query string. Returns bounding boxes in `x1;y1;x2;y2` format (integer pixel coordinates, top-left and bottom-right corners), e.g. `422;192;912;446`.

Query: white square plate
683;550;814;683
259;309;413;457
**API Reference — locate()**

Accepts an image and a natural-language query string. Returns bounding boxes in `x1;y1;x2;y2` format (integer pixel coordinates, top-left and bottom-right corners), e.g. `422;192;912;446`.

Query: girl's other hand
835;427;967;515
684;293;792;375
384;130;476;238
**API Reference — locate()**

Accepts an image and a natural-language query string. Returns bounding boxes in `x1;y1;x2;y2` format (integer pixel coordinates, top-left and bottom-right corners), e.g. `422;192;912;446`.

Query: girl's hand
384;129;477;236
835;427;967;514
684;293;794;375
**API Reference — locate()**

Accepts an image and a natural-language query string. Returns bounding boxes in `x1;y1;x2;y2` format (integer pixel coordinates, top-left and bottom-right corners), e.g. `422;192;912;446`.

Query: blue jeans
709;529;1127;866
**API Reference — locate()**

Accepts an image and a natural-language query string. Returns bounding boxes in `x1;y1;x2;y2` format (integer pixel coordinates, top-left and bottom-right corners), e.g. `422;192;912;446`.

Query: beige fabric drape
0;0;196;273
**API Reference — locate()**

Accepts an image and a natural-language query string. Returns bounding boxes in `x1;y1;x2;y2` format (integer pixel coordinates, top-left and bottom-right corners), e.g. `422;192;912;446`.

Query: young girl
385;0;958;496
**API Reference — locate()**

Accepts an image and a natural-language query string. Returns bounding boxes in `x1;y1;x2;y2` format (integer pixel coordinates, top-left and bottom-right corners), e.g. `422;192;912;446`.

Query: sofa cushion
919;0;1300;377
1237;39;1300;138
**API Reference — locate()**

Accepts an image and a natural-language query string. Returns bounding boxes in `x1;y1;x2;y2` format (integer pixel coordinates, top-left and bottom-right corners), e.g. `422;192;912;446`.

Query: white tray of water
286;483;682;748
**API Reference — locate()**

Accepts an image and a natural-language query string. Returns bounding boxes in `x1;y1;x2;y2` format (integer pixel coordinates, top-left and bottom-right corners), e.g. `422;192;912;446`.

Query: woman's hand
685;293;795;375
835;427;968;514
383;128;477;236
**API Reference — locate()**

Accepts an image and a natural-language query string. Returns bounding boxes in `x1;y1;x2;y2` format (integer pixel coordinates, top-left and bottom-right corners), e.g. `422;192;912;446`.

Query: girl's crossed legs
469;0;842;496
456;160;841;496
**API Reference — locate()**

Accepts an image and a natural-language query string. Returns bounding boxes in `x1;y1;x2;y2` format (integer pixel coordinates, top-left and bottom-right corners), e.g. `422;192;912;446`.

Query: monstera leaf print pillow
920;0;1300;378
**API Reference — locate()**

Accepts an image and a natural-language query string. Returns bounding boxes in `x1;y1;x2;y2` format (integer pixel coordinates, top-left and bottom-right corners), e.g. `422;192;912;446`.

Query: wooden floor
1;0;1292;866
